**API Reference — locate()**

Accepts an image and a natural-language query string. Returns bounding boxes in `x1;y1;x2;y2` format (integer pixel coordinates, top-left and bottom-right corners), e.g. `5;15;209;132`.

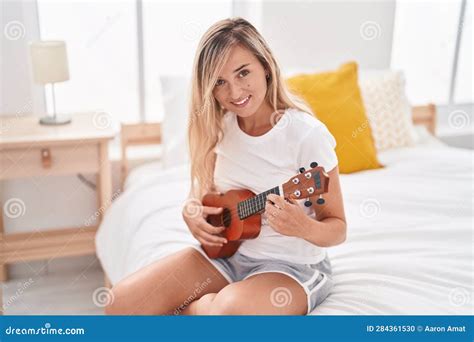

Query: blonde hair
188;17;309;198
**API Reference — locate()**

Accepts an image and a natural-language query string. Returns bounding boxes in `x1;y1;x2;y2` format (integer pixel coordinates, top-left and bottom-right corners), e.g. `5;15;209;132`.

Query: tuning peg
304;200;312;207
299;167;306;173
310;161;318;168
317;195;325;205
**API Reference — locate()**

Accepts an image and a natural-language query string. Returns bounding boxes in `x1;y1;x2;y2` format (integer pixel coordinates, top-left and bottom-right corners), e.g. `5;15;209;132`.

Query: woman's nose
228;82;243;100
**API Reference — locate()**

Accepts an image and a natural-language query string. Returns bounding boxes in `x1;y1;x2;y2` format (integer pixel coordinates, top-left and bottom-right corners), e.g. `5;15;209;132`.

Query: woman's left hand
265;193;314;238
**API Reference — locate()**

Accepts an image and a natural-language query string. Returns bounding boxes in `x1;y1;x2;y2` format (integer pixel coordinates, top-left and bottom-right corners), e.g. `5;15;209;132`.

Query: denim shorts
192;247;334;314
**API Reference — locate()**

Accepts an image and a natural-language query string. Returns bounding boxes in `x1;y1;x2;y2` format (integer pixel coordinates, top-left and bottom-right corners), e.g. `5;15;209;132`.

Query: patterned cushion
359;71;417;151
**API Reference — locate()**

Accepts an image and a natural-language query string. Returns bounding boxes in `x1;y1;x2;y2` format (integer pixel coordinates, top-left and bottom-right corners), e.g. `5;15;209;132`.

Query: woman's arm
302;166;347;247
266;166;347;247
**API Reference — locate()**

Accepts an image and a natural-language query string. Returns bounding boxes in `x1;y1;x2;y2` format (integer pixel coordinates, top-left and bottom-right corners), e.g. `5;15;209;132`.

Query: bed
95;105;473;315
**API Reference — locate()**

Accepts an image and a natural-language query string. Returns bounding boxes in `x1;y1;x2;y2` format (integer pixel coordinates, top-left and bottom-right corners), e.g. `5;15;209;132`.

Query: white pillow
359;71;417;151
160;76;191;168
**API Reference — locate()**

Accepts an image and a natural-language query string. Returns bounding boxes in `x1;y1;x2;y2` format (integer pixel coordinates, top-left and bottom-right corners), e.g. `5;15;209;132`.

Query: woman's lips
231;95;251;108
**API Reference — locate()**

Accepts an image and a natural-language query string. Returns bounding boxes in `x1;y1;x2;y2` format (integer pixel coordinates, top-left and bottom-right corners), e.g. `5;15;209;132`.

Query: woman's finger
196;225;227;243
267;194;287;209
265;202;279;217
199;220;226;235
195;229;227;244
202;206;223;216
198;237;224;247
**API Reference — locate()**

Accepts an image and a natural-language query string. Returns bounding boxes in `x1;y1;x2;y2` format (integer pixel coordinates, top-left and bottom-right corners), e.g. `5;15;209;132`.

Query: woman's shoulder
285;107;326;132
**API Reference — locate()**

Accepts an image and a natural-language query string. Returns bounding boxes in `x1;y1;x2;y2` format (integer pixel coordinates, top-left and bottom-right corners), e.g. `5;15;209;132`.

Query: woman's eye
216;79;225;87
239;70;249;78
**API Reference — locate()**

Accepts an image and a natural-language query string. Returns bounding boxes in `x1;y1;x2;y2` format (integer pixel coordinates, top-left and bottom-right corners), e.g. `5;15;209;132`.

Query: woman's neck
237;101;275;136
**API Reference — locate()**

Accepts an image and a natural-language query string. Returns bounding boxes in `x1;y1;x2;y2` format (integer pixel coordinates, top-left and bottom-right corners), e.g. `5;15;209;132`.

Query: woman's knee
208;285;247;315
104;283;133;315
181;293;217;315
197;293;217;310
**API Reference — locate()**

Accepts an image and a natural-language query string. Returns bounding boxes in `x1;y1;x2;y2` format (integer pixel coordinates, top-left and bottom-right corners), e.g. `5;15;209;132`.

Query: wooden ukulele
202;161;330;258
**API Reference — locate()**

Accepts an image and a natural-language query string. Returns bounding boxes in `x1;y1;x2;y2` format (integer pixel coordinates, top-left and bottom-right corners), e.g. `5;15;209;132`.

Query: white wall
0;0;45;115
260;0;396;73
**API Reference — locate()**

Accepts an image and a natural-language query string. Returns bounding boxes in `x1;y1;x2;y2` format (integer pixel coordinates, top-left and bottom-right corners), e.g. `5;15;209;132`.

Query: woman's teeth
231;95;251;107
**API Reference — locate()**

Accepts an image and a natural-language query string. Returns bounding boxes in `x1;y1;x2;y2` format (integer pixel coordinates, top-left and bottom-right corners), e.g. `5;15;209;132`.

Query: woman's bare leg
105;247;229;315
184;272;308;315
180;293;217;315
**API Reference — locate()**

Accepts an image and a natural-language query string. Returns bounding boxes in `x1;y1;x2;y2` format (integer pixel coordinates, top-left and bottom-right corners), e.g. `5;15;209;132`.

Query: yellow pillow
286;62;382;174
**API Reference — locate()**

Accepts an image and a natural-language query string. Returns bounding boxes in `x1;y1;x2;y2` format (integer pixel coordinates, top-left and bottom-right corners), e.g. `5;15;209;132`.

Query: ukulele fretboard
237;186;280;220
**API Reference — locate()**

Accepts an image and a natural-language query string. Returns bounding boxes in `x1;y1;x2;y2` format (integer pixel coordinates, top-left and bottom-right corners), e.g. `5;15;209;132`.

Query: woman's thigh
206;272;308;315
105;247;229;315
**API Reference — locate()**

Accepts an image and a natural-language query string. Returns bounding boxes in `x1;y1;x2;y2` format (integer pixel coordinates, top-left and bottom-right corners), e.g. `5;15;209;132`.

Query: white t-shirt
213;108;338;264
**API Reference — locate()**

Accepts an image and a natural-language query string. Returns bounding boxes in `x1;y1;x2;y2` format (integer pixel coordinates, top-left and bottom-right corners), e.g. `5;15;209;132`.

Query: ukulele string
203;190;277;221
206;175;318;221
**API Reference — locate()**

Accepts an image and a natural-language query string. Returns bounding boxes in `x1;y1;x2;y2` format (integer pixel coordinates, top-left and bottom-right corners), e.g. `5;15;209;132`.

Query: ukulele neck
237;186;280;220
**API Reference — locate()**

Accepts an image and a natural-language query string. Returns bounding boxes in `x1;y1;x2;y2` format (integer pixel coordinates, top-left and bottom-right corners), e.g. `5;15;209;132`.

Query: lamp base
39;114;72;125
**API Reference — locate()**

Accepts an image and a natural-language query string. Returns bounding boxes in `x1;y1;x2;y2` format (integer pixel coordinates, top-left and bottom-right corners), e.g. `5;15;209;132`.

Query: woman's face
212;44;269;118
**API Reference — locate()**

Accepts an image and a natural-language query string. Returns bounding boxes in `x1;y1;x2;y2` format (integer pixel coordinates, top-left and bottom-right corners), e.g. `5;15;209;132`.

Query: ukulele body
202;189;262;259
200;163;330;259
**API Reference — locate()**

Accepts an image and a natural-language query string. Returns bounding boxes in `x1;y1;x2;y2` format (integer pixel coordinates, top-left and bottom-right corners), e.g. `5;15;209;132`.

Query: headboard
119;104;437;186
412;104;436;135
120;122;162;187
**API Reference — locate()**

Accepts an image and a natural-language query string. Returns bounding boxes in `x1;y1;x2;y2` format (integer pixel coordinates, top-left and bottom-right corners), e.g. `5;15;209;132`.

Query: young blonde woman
106;18;346;316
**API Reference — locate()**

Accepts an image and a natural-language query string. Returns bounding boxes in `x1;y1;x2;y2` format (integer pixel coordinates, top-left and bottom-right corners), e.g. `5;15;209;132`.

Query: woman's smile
230;95;251;108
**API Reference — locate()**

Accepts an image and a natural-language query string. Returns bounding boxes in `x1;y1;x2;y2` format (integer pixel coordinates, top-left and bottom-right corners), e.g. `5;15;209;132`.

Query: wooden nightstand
0;112;117;313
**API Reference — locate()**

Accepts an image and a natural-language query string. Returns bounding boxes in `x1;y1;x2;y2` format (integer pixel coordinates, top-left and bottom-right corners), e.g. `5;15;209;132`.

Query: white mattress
95;132;473;315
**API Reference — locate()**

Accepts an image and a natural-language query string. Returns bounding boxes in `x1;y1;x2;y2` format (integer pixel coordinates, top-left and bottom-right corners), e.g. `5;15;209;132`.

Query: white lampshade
29;41;69;84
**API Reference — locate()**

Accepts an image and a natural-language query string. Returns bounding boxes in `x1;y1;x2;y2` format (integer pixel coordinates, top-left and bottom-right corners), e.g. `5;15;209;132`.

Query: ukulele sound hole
207;208;231;228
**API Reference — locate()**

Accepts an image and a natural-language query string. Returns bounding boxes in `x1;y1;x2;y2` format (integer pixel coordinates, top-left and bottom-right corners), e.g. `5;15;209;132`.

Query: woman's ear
265;70;271;81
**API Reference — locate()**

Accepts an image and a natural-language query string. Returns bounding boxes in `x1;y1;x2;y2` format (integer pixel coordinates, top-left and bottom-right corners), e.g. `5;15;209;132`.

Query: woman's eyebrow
233;63;250;73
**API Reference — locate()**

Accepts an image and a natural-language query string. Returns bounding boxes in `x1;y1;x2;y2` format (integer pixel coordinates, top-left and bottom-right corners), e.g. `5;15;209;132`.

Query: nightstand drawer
0;144;100;179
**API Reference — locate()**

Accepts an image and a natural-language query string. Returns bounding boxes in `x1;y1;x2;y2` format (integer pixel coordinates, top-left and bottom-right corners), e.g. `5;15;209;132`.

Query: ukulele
202;161;330;258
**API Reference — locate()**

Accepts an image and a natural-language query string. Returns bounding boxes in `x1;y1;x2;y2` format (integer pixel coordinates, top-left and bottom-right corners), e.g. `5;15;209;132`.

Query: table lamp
29;41;71;125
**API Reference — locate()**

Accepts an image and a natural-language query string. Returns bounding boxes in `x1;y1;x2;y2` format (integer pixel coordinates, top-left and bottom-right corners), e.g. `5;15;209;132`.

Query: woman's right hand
182;202;228;247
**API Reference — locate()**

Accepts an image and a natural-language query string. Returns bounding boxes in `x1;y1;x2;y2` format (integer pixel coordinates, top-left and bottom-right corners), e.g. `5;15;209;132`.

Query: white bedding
95;133;473;315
